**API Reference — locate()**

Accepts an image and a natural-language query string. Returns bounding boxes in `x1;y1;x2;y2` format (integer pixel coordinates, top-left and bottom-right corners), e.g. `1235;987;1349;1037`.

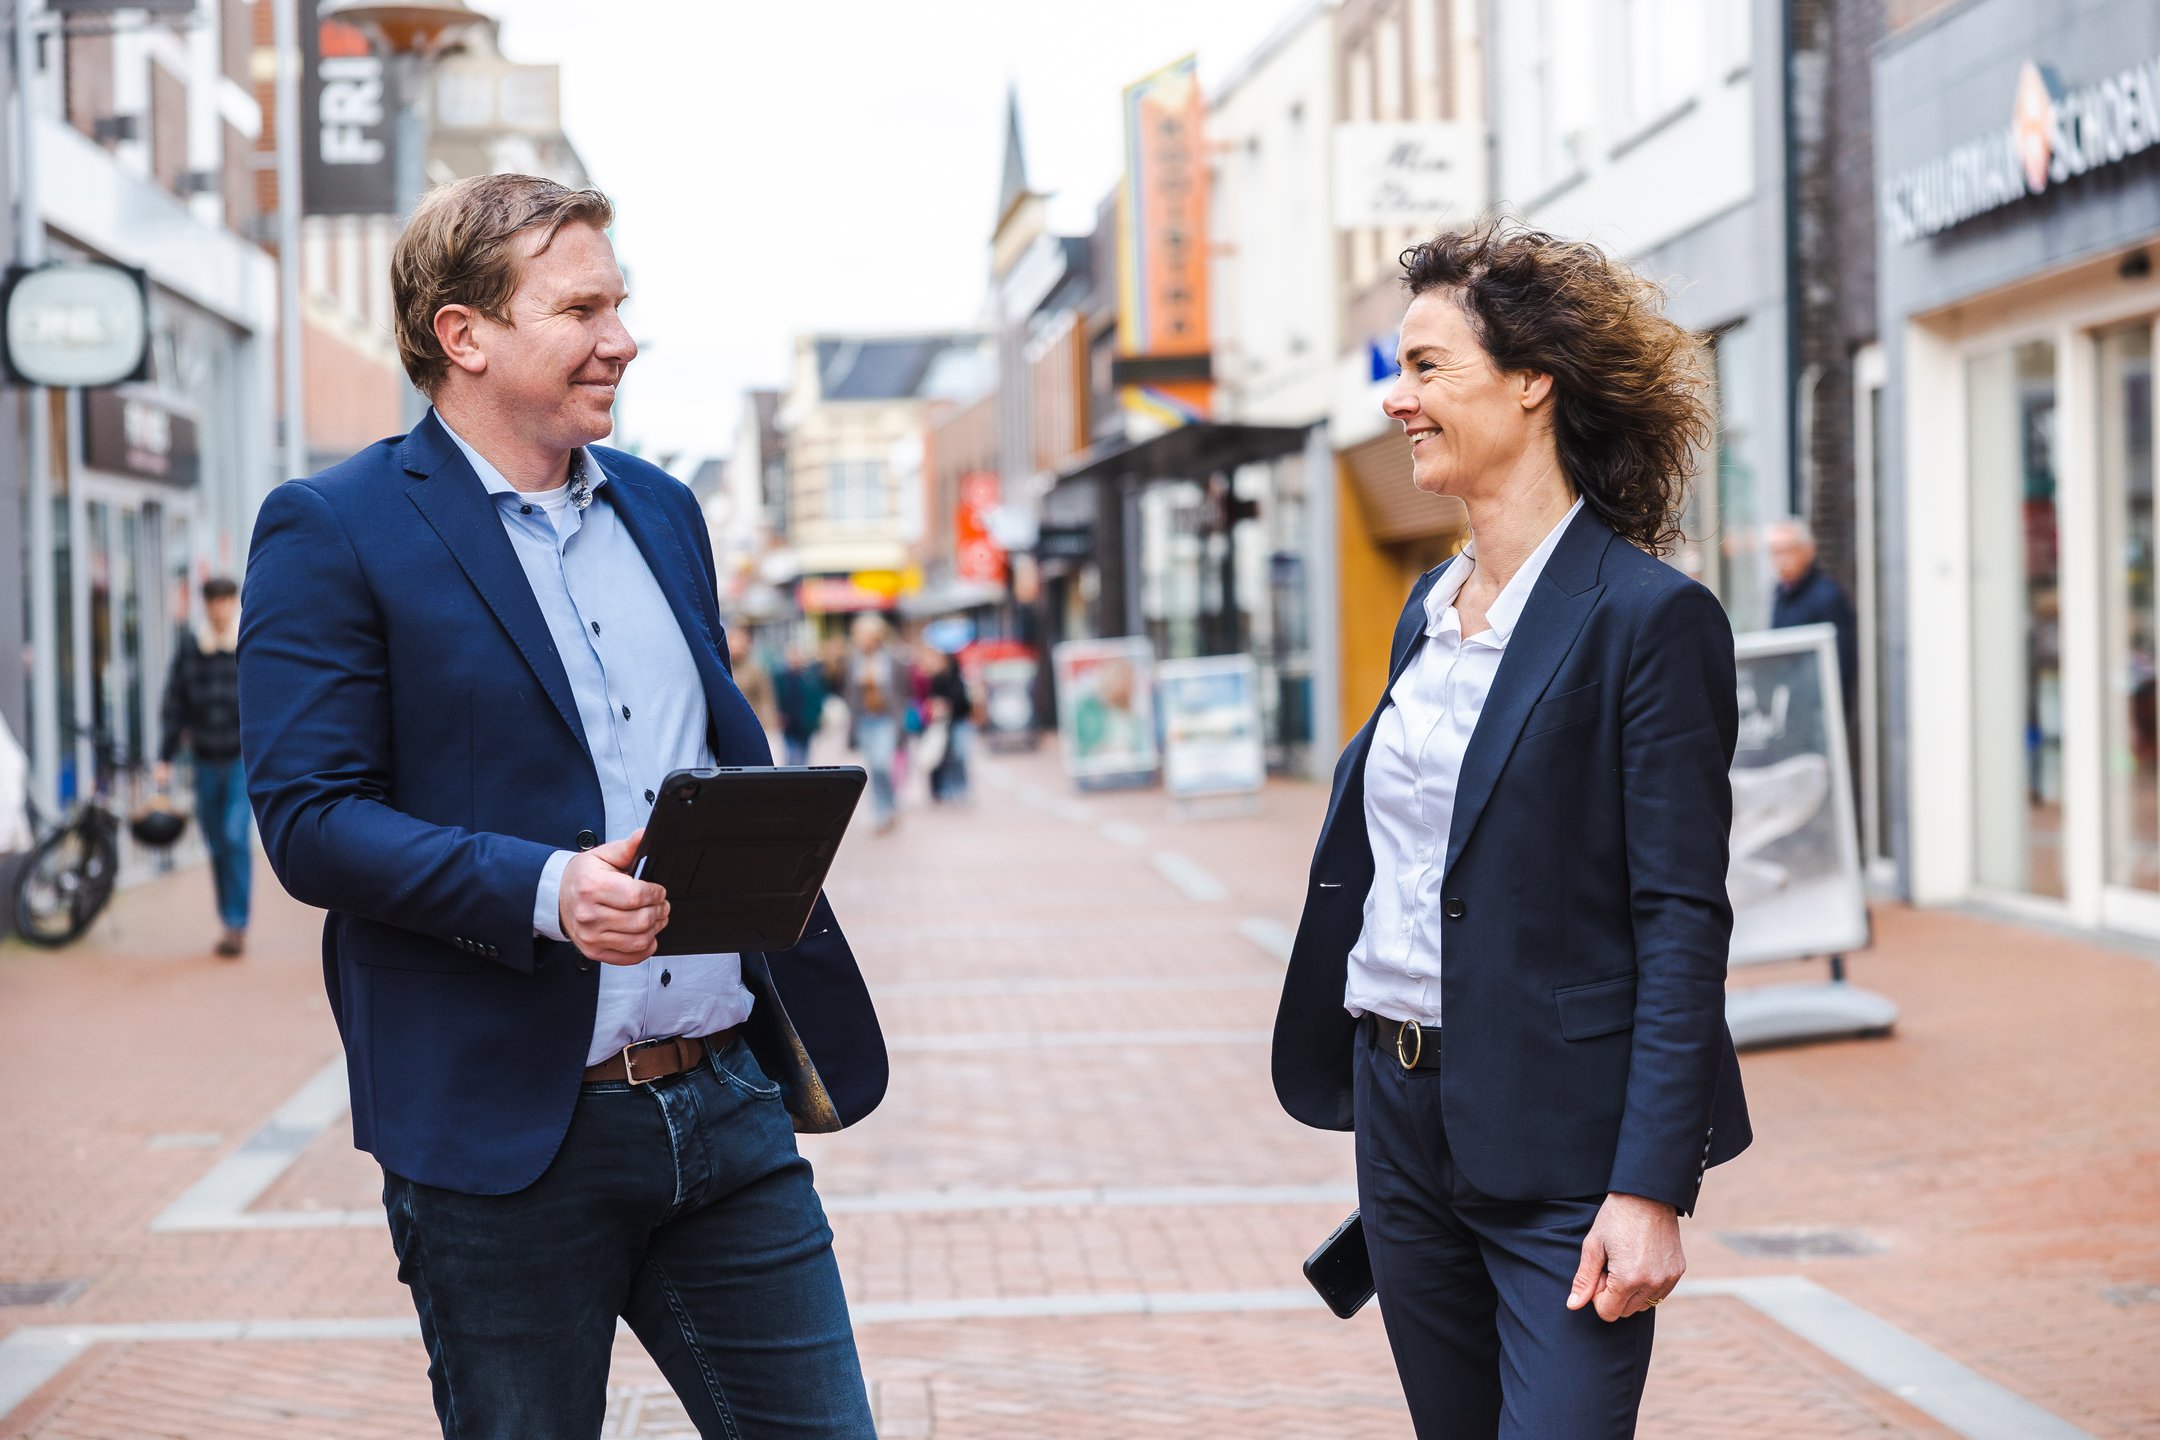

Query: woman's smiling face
1382;289;1550;502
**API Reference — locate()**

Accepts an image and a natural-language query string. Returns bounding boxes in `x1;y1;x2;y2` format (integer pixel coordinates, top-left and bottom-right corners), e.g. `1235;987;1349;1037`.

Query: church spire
997;84;1030;225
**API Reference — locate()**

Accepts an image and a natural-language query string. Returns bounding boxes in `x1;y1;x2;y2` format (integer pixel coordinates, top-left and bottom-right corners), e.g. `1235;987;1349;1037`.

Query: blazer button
575;830;599;850
1444;897;1466;919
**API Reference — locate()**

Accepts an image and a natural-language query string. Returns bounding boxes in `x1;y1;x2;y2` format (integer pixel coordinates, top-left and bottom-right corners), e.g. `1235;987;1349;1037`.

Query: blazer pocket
1554;972;1637;1040
1521;680;1601;739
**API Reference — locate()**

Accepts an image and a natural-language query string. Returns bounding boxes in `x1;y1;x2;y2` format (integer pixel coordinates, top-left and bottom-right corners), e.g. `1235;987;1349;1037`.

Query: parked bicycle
11;728;162;947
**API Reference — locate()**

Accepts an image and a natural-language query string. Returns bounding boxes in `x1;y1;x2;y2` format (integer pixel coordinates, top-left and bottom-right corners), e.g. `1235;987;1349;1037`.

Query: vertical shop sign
303;2;398;215
1116;54;1212;431
954;470;1007;584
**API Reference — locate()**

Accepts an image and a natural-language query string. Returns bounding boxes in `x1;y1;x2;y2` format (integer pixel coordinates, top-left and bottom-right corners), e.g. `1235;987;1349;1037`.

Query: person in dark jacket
1767;518;1858;709
156;575;249;956
772;640;828;767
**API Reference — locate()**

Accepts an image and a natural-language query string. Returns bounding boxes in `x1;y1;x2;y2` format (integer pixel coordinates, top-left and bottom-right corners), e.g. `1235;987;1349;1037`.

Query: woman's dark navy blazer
1271;510;1751;1214
238;414;886;1196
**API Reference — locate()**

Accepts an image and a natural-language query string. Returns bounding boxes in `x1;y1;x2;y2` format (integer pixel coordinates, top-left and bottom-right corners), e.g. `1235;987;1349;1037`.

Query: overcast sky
485;0;1301;469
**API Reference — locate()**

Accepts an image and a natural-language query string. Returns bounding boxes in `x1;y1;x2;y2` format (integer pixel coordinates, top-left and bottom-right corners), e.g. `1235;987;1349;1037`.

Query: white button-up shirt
1345;499;1583;1026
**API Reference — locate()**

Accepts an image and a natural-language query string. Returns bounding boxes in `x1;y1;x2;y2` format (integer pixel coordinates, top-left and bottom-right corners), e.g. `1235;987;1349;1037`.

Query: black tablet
633;766;867;955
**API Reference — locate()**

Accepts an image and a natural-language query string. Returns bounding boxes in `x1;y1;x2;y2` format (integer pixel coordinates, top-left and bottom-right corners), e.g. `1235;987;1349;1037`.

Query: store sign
1117;54;1212;429
955;471;1008;584
1885;52;2160;244
1;263;150;388
1332;122;1482;230
83;388;200;486
798;577;896;614
303;3;399;216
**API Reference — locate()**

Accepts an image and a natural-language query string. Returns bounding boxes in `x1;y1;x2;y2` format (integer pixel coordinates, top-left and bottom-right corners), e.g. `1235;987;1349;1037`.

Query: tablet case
634;766;866;955
1303;1209;1376;1319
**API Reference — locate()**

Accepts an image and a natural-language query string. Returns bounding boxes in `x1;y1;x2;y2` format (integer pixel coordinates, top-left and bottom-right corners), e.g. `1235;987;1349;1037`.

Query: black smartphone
1302;1209;1376;1319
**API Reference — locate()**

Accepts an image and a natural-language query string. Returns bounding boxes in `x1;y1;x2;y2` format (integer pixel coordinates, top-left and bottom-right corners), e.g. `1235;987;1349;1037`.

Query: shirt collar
433;408;608;499
1423;497;1585;643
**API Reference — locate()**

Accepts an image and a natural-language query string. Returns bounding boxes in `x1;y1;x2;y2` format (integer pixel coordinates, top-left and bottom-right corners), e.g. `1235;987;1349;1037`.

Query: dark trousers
191;755;251;931
1354;1019;1655;1439
381;1035;874;1440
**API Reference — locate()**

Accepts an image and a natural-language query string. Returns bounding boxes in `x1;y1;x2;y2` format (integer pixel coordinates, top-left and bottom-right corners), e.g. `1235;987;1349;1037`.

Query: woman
925;648;975;803
1270;220;1751;1439
842;613;908;832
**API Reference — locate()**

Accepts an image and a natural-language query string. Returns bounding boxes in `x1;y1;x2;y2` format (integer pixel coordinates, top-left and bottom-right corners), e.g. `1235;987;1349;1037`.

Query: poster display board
1156;654;1264;799
1052;638;1158;783
962;639;1039;751
1728;624;1872;965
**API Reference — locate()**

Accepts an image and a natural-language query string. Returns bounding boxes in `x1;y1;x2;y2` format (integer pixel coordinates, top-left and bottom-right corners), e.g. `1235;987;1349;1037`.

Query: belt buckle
1396;1019;1423;1070
620;1038;665;1086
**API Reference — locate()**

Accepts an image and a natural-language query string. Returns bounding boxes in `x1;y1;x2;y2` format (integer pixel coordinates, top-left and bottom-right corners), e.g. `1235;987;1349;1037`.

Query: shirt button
621;704;631;720
591;621;601;635
645;789;656;803
661;969;672;987
520;504;532;515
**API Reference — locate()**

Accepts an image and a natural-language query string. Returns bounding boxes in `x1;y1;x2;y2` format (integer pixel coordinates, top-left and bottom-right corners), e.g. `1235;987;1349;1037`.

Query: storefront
1877;0;2160;930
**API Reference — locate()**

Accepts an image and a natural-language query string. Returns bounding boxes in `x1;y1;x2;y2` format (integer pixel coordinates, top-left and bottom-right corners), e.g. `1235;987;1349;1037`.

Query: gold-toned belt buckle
620;1038;665;1086
1396;1019;1423;1070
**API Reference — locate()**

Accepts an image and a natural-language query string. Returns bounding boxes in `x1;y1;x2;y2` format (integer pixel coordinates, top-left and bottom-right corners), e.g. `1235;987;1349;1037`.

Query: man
1767;517;1858;709
156;576;249;956
773;640;827;768
240;174;884;1439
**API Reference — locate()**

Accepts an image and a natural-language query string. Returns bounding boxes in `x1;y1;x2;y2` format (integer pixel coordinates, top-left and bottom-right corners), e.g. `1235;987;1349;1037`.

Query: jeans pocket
711;1037;782;1101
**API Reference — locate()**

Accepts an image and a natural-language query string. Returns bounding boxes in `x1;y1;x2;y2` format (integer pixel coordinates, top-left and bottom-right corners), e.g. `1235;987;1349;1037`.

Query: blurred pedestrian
1767;517;1859;710
1272;219;1750;1439
729;627;778;737
237;173;882;1439
844;613;906;832
773;640;827;767
926;649;975;803
156;575;249;957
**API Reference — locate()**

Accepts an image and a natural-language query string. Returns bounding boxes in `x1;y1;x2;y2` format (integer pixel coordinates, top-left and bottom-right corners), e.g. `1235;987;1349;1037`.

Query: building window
1968;338;2063;899
827;459;887;522
1620;0;1706;126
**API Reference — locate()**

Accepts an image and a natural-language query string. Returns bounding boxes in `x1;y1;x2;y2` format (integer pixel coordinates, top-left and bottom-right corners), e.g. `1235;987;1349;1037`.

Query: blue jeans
932;719;973;801
856;715;898;823
381;1036;874;1440
191;755;251;930
782;735;812;768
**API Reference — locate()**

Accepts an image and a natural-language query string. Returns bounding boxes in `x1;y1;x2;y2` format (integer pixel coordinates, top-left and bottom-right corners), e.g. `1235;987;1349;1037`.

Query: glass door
1968;339;2065;899
2100;319;2159;901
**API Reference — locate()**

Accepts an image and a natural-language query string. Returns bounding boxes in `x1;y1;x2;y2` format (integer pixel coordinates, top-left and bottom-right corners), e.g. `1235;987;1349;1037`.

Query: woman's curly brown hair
1399;219;1711;555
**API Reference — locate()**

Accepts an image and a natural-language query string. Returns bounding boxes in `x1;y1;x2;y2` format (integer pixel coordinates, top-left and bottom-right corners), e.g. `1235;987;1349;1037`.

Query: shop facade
1878;0;2160;929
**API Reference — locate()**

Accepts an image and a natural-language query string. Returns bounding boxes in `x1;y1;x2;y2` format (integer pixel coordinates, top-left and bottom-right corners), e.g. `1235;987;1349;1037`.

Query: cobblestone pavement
2;745;2156;1437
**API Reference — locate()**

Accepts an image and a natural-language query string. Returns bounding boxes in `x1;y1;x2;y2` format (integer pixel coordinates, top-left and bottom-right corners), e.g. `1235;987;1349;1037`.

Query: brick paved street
3;746;2157;1437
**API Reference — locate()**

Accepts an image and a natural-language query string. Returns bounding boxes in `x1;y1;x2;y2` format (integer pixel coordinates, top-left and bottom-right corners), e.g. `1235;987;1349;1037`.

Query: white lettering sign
319;55;386;165
1333;122;1483;230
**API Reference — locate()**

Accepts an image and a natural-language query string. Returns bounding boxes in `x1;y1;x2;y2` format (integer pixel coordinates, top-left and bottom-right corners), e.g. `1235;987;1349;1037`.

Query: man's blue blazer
239;413;886;1196
1271;510;1751;1214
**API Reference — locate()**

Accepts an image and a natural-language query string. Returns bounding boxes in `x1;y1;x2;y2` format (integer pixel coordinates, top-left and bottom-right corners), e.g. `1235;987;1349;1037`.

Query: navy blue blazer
1271;511;1750;1214
239;413;887;1196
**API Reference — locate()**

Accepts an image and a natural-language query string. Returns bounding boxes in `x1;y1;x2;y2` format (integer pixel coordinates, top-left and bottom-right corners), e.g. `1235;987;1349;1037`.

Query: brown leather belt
582;1026;744;1086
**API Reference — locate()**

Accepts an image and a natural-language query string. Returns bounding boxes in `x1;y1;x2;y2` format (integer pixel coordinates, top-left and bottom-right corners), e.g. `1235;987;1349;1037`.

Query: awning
899;577;1008;618
1052;422;1312;488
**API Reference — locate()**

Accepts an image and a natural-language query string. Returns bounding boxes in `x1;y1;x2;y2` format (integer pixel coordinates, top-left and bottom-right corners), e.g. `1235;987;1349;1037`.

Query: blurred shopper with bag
155;575;249;957
238;173;884;1440
926;649;975;803
1271;221;1751;1439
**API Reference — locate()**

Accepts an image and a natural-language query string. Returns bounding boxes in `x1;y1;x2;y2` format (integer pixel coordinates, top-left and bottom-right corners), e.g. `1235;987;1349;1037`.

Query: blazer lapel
599;466;738;733
1442;515;1614;875
401;414;589;754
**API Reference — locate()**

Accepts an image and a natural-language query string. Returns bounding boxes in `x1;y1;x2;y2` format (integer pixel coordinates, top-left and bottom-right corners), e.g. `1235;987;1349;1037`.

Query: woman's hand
1565;1192;1684;1321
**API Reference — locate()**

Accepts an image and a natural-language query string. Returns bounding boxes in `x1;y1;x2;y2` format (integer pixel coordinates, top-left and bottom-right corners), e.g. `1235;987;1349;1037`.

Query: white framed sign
1156;654;1265;799
1052;637;1159;782
1728;624;1872;965
1332;122;1483;231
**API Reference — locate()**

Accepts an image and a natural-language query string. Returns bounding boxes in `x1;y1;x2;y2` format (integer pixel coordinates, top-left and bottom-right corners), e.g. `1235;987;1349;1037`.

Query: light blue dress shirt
439;414;753;1066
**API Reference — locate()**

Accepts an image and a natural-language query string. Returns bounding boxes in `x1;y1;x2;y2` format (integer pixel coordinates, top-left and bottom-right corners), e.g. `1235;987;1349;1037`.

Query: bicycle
11;729;131;948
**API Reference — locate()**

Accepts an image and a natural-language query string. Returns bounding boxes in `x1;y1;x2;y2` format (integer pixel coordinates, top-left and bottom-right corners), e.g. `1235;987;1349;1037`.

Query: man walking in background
239;173;884;1439
1767;518;1858;711
156;576;249;957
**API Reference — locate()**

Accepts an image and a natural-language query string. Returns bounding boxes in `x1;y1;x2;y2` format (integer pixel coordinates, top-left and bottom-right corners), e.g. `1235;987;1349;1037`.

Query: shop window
1699;322;1769;632
2100;321;2157;892
1968;339;2063;899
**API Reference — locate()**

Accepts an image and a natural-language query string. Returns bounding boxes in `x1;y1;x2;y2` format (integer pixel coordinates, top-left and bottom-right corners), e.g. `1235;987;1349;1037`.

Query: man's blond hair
389;173;614;394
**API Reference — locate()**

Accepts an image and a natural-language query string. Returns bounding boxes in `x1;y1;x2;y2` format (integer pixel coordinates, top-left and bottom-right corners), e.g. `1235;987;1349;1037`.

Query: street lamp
318;0;487;423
